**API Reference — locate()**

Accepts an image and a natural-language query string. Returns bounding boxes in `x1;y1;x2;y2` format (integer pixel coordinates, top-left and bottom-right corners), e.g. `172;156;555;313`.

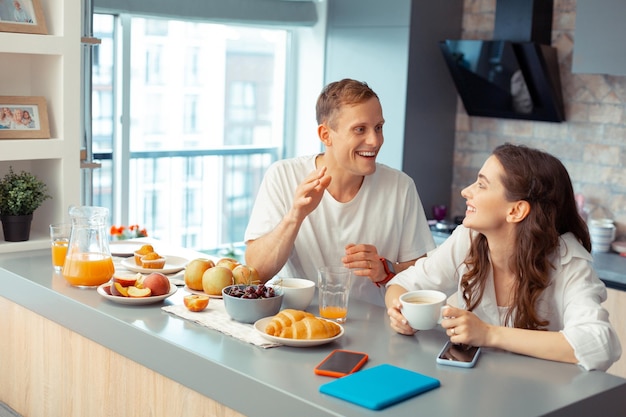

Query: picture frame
0;0;47;35
0;96;50;139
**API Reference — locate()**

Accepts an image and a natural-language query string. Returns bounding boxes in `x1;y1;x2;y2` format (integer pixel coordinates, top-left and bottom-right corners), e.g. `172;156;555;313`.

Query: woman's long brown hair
460;144;591;329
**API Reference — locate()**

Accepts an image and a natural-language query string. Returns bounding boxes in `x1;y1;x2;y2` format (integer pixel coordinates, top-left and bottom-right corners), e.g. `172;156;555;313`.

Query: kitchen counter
1;248;626;416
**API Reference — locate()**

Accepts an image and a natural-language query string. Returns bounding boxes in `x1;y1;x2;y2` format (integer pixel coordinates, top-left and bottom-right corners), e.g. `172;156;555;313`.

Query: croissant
278;316;341;339
265;309;341;340
265;309;314;336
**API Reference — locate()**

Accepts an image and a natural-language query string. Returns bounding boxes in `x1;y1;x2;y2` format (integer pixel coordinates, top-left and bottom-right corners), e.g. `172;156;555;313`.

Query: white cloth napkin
162;299;281;348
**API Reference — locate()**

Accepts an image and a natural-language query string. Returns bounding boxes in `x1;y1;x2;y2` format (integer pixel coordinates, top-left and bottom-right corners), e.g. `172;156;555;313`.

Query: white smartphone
436;341;481;368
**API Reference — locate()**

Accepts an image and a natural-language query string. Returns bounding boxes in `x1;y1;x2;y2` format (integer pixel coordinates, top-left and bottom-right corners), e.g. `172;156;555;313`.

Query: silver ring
367;260;371;269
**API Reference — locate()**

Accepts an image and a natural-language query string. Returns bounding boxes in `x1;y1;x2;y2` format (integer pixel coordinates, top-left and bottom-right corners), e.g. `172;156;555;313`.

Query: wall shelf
0;1;82;253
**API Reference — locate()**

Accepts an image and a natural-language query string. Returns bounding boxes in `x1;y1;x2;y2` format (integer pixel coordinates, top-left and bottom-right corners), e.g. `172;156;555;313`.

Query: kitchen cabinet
573;0;626;76
0;1;81;253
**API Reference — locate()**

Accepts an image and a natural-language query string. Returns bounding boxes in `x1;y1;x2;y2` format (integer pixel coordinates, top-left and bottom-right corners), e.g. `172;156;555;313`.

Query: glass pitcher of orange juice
62;206;114;287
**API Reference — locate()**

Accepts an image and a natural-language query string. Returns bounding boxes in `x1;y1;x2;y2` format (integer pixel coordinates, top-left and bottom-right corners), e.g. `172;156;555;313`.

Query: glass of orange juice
50;223;71;272
318;266;352;323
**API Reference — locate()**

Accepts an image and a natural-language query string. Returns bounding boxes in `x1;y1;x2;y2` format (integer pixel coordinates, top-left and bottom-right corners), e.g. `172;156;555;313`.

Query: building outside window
91;14;286;252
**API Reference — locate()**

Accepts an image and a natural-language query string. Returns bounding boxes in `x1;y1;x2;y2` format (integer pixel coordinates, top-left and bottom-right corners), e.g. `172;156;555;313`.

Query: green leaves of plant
0;167;51;216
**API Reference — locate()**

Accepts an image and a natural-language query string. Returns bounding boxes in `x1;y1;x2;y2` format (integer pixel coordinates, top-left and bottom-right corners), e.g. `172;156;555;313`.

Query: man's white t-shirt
245;154;435;306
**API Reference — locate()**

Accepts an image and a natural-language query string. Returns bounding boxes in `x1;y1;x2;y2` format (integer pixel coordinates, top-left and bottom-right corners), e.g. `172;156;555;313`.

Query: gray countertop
1;248;626;417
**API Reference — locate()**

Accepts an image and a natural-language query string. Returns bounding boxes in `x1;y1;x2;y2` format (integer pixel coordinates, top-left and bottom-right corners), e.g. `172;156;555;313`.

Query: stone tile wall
451;0;625;240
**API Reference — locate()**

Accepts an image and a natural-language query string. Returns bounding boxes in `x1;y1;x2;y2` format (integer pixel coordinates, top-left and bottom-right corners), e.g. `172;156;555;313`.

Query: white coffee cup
399;290;447;330
589;219;616;253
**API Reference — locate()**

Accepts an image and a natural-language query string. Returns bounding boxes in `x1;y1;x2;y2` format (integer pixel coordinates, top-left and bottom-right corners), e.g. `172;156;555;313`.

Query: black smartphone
314;349;369;378
436;341;481;368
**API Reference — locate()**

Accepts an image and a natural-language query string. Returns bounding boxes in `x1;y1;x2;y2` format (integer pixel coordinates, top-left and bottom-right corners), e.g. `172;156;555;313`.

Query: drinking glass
318;266;352;323
50;223;71;272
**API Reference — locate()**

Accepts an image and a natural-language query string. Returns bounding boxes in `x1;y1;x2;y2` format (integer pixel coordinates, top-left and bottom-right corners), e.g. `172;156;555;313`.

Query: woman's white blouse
388;225;622;371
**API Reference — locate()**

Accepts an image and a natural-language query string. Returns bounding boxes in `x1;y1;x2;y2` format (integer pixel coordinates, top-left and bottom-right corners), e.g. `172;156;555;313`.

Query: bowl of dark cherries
222;284;284;324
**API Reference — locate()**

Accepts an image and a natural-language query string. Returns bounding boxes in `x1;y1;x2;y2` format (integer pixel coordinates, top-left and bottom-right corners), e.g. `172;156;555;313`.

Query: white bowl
268;277;315;310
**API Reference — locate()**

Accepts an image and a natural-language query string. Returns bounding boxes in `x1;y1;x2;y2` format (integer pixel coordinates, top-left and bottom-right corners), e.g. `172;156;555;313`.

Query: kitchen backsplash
450;0;625;240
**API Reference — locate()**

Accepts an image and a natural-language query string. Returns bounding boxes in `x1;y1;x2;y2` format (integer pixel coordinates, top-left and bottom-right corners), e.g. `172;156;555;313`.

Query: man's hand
342;243;384;283
290;166;331;222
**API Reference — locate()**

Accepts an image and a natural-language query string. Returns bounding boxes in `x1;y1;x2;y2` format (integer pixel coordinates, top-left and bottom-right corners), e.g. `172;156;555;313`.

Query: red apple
142;272;171;296
183;294;210;312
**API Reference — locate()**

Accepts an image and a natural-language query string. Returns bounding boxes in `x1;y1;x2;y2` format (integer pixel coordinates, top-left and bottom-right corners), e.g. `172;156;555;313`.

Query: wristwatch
376;258;396;287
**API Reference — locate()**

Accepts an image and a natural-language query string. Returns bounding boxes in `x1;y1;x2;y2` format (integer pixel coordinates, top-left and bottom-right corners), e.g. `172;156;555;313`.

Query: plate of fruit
97;272;177;305
121;255;188;274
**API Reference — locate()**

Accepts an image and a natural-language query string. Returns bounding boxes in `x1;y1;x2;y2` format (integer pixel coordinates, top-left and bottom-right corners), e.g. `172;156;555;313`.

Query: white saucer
120;256;188;274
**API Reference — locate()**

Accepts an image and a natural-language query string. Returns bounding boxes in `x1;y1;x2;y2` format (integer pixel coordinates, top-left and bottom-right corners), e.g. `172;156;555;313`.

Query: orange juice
319;306;348;320
62;252;114;287
51;239;69;270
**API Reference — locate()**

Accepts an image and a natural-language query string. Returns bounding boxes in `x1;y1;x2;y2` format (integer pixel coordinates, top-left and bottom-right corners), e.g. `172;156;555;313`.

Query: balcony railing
91;146;280;251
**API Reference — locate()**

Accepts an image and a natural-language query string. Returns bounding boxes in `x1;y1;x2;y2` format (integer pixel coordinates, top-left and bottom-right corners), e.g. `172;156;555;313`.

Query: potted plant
0;166;52;242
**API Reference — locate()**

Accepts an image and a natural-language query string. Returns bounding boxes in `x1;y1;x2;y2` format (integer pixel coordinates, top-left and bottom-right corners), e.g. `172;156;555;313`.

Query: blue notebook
319;364;440;410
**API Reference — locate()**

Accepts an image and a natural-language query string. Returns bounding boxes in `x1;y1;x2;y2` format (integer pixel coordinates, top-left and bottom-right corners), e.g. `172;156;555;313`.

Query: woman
386;143;621;371
0;107;12;128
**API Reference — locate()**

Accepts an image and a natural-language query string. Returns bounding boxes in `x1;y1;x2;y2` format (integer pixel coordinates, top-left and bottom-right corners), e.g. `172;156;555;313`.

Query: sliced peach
112;281;129;297
127;286;151;298
113;272;141;287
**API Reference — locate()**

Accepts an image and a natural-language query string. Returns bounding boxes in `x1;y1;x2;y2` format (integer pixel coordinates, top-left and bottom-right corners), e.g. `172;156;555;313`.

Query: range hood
440;0;564;122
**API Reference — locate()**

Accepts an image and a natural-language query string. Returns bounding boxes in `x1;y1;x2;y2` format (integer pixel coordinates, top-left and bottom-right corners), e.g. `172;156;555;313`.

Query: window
91;14;286;251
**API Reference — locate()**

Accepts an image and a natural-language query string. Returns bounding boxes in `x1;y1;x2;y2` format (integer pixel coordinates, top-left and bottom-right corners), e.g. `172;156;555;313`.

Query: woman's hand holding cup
398;290;447;331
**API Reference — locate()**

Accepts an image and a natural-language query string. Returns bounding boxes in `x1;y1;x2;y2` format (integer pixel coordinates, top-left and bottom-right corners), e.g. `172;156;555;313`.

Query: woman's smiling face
460;155;514;233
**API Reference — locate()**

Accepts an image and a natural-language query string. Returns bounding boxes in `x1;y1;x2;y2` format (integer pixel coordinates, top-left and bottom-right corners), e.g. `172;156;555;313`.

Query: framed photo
0;0;47;35
0;96;50;139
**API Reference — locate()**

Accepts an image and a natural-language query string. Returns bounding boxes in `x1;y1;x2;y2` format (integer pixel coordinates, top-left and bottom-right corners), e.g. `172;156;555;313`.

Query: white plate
97;282;177;305
184;285;222;299
253;316;344;347
109;241;144;257
120;256;188;274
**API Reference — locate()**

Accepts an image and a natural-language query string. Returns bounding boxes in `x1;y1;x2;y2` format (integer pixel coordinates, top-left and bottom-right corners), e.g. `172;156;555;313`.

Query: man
244;79;434;306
